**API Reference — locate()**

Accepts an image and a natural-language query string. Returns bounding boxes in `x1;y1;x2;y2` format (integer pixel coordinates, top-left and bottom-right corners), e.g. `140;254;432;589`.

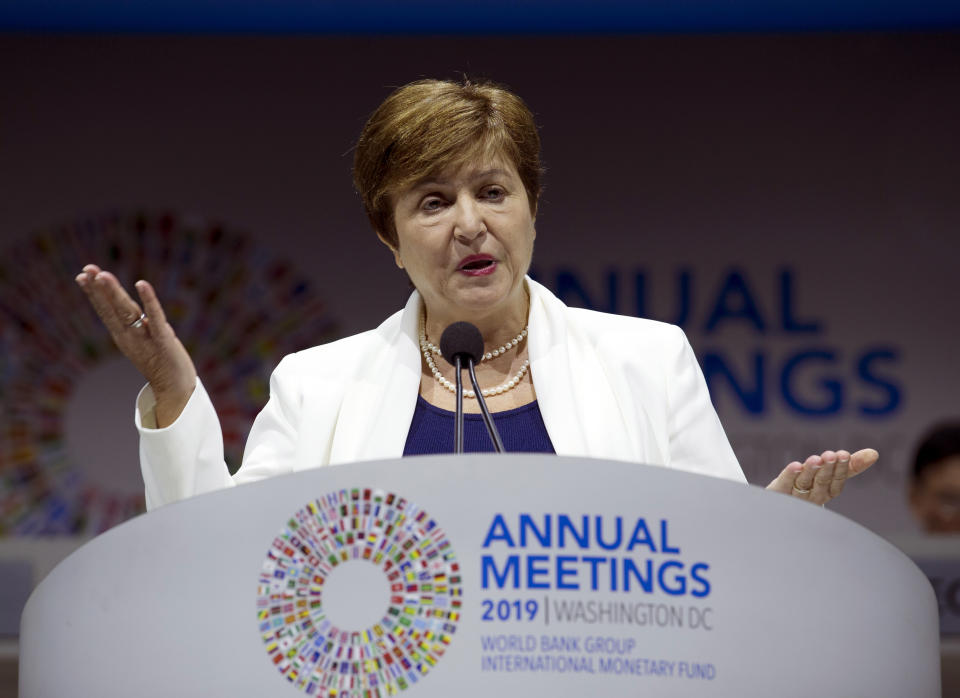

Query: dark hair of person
912;422;960;482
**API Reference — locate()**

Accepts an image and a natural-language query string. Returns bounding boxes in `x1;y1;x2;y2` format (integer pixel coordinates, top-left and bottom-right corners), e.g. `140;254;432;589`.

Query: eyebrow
411;168;509;190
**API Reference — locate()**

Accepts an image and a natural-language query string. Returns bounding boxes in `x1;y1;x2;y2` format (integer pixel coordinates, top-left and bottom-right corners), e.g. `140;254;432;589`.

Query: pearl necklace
419;315;530;398
421;326;528;363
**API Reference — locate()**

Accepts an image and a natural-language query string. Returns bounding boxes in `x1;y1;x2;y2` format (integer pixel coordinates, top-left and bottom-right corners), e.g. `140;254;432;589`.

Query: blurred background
1;1;959;694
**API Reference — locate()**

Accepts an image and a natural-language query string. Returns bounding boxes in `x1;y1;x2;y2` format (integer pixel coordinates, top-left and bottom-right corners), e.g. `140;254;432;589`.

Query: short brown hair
353;78;542;249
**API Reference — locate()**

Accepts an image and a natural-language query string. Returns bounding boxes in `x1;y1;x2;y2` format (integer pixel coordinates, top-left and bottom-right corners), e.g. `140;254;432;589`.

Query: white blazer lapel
527;279;587;456
527;278;634;461
329;291;422;464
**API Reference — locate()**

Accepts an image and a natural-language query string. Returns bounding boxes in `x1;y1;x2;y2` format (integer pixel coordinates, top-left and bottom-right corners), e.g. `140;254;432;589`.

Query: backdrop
1;33;958;537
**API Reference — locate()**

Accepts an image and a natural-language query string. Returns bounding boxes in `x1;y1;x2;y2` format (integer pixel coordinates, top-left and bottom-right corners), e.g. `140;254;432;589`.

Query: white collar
329;277;634;463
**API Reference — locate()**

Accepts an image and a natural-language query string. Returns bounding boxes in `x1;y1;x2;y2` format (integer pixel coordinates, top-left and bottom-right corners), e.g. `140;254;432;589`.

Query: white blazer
137;278;745;509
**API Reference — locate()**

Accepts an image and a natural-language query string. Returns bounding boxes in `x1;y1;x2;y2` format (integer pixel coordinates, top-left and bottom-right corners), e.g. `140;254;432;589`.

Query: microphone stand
467;358;505;453
454;355;464;454
440;321;504;454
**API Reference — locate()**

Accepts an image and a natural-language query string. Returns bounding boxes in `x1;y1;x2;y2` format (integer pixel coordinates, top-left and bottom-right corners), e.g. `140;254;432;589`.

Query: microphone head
440;322;484;365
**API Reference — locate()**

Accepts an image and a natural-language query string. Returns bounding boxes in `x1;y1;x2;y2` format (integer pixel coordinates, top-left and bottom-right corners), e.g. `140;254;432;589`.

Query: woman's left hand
766;449;879;505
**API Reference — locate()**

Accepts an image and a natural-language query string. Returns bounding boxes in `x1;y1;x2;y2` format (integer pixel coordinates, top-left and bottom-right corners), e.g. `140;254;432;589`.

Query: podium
19;456;940;696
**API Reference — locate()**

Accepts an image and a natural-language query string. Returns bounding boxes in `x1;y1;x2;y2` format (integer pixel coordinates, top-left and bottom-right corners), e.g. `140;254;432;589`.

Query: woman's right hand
76;264;197;427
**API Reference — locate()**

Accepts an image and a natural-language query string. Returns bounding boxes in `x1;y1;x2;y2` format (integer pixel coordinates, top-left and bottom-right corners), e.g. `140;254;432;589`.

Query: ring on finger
129;312;146;329
792;484;812;495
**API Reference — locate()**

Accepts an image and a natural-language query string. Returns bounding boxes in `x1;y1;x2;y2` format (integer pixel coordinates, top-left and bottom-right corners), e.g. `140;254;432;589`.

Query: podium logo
257;488;463;695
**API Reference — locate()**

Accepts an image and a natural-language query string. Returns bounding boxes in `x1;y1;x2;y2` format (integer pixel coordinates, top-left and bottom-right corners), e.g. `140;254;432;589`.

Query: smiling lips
457;254;497;276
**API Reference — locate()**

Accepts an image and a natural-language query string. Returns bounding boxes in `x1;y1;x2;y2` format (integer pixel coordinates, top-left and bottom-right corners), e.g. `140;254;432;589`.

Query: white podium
20;456;940;697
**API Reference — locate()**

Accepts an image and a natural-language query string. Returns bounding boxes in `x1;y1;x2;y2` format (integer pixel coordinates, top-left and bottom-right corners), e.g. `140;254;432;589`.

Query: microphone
440;322;505;454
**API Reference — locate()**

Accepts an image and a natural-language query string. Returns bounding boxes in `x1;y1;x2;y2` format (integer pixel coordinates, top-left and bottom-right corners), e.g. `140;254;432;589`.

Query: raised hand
76;264;197;427
766;449;879;506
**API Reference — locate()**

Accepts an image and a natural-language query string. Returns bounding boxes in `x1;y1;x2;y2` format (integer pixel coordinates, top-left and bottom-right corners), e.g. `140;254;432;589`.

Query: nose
453;194;485;243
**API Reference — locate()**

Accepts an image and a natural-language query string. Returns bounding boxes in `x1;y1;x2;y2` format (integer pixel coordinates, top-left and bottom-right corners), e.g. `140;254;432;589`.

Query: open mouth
457;254;497;275
460;259;495;271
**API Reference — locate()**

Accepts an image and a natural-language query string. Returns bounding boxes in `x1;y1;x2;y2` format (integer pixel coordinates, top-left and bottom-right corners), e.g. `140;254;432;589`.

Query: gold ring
129;312;146;329
792;484;812;495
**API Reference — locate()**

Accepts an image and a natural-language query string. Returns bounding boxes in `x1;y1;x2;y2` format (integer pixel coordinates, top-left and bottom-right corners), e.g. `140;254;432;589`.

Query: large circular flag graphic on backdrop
0;211;339;535
257;488;462;696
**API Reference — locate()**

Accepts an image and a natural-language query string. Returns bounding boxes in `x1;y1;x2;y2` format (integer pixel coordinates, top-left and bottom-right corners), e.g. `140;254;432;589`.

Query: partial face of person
910;456;960;534
389;156;535;325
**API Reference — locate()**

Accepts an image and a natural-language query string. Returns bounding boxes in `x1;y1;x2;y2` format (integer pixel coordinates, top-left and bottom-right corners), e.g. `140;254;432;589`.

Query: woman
75;78;876;510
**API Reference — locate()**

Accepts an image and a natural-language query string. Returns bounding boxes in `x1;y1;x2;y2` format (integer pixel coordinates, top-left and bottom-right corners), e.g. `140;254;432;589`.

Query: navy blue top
403;396;556;455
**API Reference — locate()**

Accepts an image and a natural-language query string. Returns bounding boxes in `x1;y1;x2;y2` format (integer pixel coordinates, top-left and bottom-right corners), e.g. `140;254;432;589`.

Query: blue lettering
595;516;623;550
705;270;766;333
526;555;550;589
690;562;711;598
660;520;680;554
534;268;904;420
857;348;901;417
558;515;589;549
779;268;821;333
781;350;843;416
582;556;607;591
702;351;765;414
481;555;520;589
658;560;687;596
482;514;515;548
553;268;618;313
519;514;551;547
636;269;692;327
556;556;580;590
623;559;654;593
626;519;656;553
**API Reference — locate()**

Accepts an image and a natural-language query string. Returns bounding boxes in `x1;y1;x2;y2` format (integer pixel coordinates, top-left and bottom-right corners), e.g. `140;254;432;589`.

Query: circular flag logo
257;488;462;695
0;210;338;535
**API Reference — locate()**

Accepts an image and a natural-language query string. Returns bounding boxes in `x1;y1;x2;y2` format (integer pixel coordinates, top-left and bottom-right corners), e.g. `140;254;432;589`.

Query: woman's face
390;156;535;325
